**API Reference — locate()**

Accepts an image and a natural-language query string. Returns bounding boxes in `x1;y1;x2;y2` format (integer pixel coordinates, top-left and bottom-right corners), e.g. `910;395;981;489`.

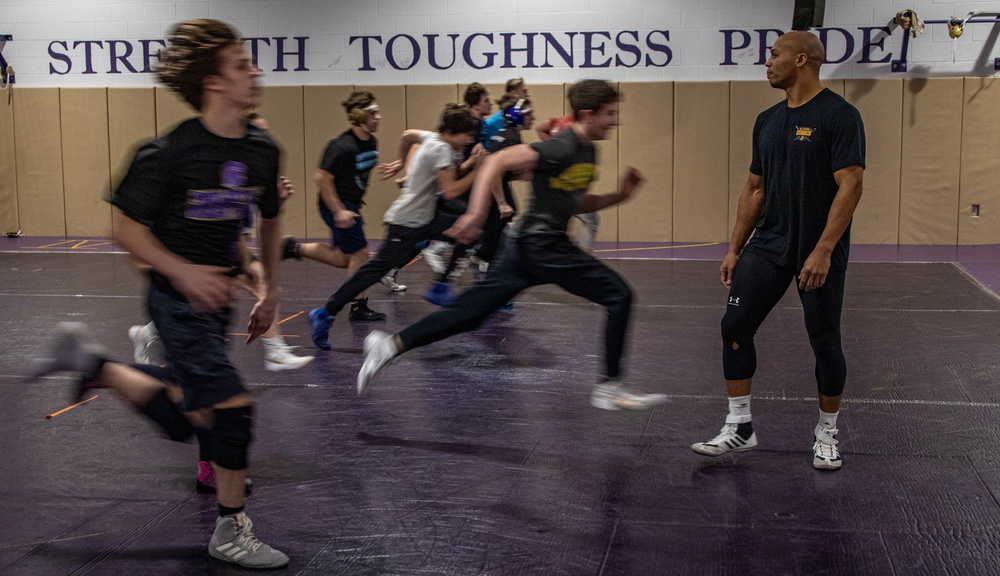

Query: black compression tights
720;251;847;397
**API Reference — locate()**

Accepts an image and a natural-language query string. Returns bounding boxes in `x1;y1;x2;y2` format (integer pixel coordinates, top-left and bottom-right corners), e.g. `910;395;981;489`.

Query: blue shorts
319;201;367;255
146;278;246;412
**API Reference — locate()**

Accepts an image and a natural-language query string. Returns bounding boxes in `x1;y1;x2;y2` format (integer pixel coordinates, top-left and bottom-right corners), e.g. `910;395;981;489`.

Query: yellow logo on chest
549;163;596;191
795;126;816;141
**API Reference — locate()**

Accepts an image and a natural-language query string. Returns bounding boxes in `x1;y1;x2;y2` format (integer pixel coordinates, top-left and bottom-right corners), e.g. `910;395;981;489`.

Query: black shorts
147;279;246;412
320;200;367;255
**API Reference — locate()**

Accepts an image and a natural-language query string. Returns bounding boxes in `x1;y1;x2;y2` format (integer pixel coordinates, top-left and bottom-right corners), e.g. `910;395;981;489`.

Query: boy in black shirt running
357;80;666;411
29;19;288;568
283;91;401;311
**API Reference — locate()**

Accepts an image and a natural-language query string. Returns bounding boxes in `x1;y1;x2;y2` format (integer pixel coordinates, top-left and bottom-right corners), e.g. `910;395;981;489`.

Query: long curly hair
156;19;240;111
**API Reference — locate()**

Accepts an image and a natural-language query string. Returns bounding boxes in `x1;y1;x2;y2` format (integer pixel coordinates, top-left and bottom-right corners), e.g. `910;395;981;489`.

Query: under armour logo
728;296;740;306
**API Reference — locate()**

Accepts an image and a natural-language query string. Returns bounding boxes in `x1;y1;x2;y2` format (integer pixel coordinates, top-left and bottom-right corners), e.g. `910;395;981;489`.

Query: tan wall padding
355;84;406;240
958;77;1000;245
727;82;786;235
845;79;902;245
60;88;112;236
0;90;16;233
15;88;65;236
618;82;673;242
481;83;506;110
154;86;197;137
673;82;729;243
899;78;963;244
405;85;458;131
565;82;618;243
303;86;354;238
14;79;999;247
823;79;846;98
107;88;156;238
257;86;307;237
524;84;567;143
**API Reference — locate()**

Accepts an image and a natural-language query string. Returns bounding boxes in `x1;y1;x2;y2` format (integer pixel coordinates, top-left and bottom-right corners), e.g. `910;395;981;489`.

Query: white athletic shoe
208;512;288;568
691;423;758;456
128;322;158;364
589;382;667;411
421;242;448;275
812;424;842;470
380;269;407;292
262;336;314;371
358;330;397;396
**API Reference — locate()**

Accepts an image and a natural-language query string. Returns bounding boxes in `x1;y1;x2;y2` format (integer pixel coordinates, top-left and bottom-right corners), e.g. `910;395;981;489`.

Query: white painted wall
0;0;998;87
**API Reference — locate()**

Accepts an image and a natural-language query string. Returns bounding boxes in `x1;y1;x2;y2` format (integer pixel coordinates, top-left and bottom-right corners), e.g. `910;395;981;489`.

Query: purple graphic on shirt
220;161;249;189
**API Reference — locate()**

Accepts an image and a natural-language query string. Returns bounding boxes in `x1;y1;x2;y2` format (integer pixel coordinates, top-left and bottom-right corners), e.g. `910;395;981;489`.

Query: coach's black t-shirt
318;130;378;207
112;118;281;271
743;88;865;272
511;128;596;239
487;126;523;207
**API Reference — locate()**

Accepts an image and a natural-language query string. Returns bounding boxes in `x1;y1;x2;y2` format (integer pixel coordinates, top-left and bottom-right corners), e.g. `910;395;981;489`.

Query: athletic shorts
146;278;246;412
319;200;367;255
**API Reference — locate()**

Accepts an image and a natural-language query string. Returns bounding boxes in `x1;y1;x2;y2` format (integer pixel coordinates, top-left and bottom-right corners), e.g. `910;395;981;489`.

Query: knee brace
140;388;195;442
721;313;757;381
195;427;214;462
212;406;254;470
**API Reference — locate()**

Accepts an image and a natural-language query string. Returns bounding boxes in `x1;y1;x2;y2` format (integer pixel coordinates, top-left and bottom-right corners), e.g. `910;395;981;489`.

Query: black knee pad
141;388;195;442
721;314;756;381
212;406;254;470
195;427;214;462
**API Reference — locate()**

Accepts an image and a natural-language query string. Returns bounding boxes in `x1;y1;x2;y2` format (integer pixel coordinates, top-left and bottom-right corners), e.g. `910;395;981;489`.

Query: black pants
399;232;634;379
474;202;513;265
323;212;459;316
721;250;847;397
440;199;515;281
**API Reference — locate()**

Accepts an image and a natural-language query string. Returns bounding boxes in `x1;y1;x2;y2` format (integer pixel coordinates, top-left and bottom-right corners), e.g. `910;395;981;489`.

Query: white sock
725;394;751;424
818;409;839;430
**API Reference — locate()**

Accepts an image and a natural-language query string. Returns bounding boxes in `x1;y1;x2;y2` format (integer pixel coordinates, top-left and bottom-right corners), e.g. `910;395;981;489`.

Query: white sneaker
380;269;407;292
127;322;158;364
262;336;314;371
421;242;448;274
691;423;758;456
208;512;288;568
812;424;842;470
358;330;397;396
589;382;667;411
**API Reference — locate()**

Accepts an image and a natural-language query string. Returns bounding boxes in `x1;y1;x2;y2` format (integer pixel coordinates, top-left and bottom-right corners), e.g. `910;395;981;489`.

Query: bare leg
726;378;751;398
299;242;350;268
818;393;842;413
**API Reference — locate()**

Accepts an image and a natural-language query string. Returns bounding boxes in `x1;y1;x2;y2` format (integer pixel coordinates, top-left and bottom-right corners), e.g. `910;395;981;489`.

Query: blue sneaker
424;281;455;307
307;307;333;350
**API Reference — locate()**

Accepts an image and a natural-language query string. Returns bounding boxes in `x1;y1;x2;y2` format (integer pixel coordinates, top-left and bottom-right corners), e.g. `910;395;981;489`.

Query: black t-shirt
743;88;865;272
511;128;596;238
487;126;523;207
112;118;280;271
318;130;378;207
